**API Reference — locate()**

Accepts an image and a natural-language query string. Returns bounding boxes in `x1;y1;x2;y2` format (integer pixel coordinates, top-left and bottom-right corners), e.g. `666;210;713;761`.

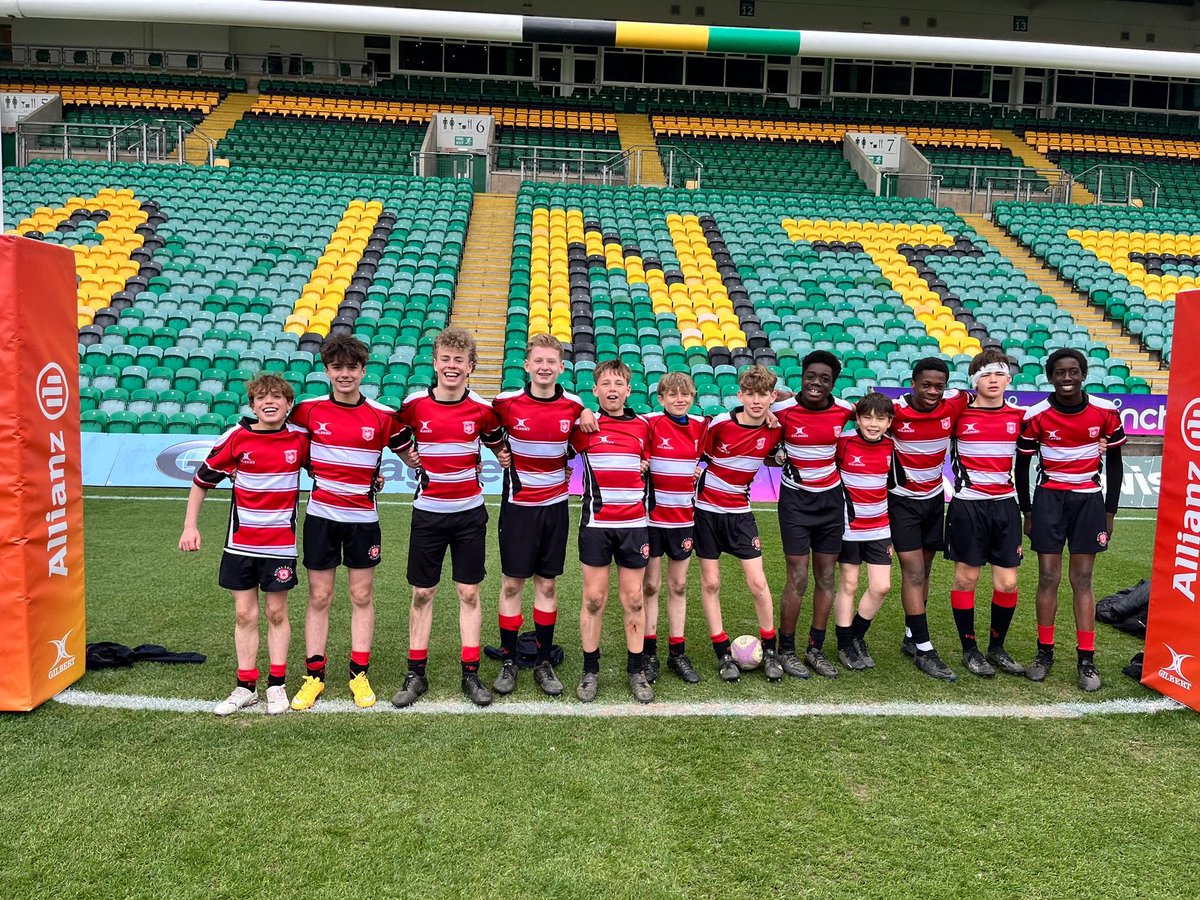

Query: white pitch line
53;688;1182;720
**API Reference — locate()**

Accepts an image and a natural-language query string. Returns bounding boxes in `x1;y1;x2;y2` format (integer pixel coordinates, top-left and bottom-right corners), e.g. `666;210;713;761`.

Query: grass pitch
1;489;1196;899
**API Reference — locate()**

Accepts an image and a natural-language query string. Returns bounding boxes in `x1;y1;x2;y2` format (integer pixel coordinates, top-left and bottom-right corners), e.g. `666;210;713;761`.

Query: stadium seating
218;95;620;174
5;159;471;431
650;117;1042;194
995;201;1188;367
507;184;1132;414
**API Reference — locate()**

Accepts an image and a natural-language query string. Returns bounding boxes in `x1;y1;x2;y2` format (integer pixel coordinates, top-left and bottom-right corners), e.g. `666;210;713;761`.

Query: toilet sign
434;114;494;152
848;132;903;169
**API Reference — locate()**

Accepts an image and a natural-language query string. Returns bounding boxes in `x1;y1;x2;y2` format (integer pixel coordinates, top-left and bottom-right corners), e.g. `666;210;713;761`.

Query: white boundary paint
54;688;1181;719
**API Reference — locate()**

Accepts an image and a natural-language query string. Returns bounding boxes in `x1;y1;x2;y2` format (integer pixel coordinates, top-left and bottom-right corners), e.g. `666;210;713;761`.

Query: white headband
970;362;1012;388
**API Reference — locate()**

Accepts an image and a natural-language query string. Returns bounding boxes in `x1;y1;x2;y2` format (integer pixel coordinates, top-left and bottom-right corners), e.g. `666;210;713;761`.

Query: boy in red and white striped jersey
490;334;589;699
890;357;969;682
834;392;900;671
694;365;785;683
288;335;411;711
771;349;855;680
392;327;508;709
180;374;310;717
642;372;708;685
570;359;655;704
945;348;1027;679
1016;348;1126;692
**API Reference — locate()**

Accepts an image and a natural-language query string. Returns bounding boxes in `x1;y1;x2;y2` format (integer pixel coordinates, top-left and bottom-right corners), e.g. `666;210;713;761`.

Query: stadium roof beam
2;0;1200;78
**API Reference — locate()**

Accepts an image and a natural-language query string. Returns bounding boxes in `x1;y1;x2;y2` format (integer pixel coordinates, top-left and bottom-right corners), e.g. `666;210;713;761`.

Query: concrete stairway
990;129;1095;205
449;193;516;396
184;92;257;164
614;113;666;186
966;213;1167;392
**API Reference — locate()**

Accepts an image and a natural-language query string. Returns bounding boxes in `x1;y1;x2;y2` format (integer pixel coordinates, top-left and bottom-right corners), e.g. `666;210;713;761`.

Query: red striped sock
461;645;481;674
236;667;259;688
950;590;975;610
268;664;286;678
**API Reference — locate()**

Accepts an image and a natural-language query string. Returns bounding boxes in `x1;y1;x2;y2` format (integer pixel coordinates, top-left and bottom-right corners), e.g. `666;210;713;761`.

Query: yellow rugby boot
349;671;377;708
290;675;325;710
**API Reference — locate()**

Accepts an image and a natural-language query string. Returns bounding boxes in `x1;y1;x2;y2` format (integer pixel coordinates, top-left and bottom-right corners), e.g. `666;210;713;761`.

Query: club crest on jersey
314;422;332;436
273;565;294;583
284;449;298;464
463;421;475;435
941;418;951;430
755;437;766;450
362;427;375;441
559;419;572;433
1007;422;1017;434
1089;427;1100;438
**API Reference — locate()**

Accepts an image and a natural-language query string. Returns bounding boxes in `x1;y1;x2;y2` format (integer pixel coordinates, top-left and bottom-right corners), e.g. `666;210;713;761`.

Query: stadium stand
506;184;1137;415
995;202;1190;368
5;159;471;432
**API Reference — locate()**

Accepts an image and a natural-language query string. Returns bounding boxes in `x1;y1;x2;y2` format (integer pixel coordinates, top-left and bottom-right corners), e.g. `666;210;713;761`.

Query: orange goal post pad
0;234;86;711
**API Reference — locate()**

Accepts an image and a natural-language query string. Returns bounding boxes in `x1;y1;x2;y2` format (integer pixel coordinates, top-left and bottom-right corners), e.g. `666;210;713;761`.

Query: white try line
54;688;1182;720
79;494;1161;521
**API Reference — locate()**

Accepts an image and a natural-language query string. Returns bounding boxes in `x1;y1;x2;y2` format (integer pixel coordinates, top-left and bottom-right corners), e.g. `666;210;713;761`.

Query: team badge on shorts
752;536;762;551
641;543;650;559
274;565;294;583
682;537;694;551
1098;532;1109;547
887;545;895;558
369;544;381;560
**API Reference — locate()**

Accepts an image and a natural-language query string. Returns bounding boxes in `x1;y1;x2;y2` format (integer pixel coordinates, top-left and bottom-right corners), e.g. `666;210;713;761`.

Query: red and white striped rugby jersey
889;389;970;500
836;433;895;542
492;385;585;506
193;420;310;558
570;411;651;528
645;411;708;528
398;388;505;514
1017;394;1126;493
770;396;855;493
950;402;1025;501
289;395;409;524
695;411;782;516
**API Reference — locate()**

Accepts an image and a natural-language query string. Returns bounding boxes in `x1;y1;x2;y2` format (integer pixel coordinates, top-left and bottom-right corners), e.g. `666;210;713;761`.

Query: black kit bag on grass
483;631;564;669
86;642;206;670
1123;652;1144;682
1097;580;1151;624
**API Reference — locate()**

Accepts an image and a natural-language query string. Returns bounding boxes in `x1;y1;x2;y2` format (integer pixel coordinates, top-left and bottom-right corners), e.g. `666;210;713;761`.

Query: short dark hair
802;349;842;381
968;347;1014;376
855;391;894;419
1044;348;1088;379
912;356;950;381
320;333;369;368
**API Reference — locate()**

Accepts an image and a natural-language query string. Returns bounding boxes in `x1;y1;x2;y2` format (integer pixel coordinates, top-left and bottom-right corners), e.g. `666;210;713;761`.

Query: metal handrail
1070;163;1163;207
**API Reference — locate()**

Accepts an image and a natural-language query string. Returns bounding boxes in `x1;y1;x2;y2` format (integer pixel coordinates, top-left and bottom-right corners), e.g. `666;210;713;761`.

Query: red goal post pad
1144;288;1200;710
0;235;86;711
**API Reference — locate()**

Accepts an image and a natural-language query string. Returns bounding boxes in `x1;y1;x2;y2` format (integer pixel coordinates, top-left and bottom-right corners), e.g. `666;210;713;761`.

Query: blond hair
526;333;564;360
737;365;777;395
433;326;477;368
657;372;696;398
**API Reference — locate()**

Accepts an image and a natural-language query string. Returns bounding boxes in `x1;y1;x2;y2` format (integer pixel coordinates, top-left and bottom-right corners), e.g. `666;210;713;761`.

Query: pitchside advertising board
0;235;87;712
1144;289;1200;711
